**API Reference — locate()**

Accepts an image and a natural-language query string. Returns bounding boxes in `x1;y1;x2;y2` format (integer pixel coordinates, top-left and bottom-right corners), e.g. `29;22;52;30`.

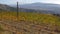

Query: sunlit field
0;11;60;24
0;11;60;34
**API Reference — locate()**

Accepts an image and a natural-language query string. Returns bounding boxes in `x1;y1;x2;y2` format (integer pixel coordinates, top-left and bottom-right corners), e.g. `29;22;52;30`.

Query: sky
0;0;60;5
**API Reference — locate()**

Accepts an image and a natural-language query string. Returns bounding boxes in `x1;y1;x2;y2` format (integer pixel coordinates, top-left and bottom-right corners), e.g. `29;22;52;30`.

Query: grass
0;25;4;31
0;11;60;32
0;11;60;25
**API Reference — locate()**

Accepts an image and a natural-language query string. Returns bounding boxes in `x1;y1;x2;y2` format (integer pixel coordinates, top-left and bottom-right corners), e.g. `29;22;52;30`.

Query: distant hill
11;2;60;14
0;4;18;12
0;4;56;14
0;4;37;12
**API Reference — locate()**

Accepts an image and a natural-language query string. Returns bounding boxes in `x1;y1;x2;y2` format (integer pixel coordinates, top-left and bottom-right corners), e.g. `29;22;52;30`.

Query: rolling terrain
14;2;60;14
0;4;56;14
0;4;60;34
0;11;60;34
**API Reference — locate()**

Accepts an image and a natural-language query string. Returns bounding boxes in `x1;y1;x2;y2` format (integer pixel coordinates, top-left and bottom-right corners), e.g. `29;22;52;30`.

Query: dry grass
0;11;60;34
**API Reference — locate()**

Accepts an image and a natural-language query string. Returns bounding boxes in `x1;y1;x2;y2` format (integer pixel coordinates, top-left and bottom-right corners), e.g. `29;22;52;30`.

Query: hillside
0;4;17;12
0;11;60;34
0;4;56;14
18;2;60;14
0;4;60;34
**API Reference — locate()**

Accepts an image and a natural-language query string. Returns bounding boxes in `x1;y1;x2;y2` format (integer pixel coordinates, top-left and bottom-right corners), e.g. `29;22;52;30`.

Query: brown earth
0;19;60;34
